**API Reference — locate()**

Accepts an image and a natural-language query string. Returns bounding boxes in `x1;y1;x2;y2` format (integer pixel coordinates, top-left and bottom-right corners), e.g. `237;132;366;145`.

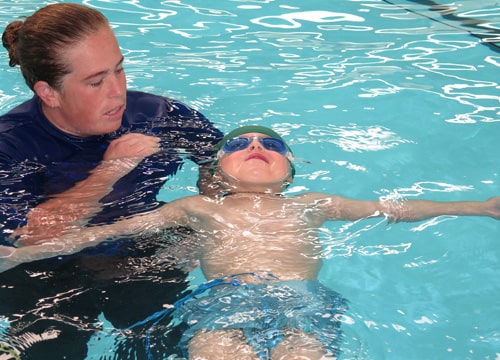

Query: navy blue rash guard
0;91;220;358
0;90;223;245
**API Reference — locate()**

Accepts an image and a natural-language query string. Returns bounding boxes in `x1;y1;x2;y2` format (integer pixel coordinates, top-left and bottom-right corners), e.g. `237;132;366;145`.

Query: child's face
218;132;292;187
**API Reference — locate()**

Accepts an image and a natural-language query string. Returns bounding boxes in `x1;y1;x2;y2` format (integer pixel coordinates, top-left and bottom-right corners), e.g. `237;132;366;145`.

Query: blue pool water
1;0;499;359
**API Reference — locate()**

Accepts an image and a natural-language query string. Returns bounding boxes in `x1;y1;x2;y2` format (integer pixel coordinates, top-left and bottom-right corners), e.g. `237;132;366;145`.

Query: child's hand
485;196;500;219
0;241;67;273
0;246;19;272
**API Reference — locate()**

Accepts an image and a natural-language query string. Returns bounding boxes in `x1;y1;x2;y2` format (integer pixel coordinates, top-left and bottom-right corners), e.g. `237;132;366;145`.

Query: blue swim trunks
173;274;349;358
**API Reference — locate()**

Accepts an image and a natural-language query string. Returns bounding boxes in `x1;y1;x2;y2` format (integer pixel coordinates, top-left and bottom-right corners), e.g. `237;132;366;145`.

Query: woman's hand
104;133;161;160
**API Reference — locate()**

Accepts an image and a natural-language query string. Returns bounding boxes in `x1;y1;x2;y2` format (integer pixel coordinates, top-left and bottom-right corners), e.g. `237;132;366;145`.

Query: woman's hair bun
2;21;23;66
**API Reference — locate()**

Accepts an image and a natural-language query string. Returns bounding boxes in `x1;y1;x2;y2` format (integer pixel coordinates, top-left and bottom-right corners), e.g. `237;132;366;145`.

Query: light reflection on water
0;0;499;359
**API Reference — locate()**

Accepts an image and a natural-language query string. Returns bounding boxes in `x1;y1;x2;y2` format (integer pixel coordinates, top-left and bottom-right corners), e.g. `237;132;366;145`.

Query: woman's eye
90;79;103;87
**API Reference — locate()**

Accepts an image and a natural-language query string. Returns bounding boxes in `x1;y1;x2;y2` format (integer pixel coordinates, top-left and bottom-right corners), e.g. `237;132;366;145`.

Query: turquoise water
1;0;499;359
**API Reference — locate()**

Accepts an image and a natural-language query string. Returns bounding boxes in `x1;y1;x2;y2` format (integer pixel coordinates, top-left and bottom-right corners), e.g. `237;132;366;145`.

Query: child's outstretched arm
0;227;115;273
324;195;500;222
0;197;194;273
380;196;500;223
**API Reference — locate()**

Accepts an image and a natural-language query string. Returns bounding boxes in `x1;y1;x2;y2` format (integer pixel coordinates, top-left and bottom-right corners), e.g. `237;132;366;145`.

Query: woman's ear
33;81;60;108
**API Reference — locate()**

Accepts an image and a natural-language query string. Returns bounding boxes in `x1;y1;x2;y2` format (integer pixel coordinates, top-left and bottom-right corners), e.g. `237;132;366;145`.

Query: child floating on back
2;125;499;358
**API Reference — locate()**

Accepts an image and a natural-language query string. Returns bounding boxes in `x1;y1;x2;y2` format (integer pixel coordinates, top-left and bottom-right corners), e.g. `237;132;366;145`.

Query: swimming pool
0;0;498;359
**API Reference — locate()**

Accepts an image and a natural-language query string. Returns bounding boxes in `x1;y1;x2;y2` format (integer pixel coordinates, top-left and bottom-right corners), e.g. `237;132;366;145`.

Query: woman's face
47;26;127;137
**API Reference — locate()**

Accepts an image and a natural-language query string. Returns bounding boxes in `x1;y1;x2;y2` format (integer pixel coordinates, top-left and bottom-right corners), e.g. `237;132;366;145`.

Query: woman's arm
13;134;161;245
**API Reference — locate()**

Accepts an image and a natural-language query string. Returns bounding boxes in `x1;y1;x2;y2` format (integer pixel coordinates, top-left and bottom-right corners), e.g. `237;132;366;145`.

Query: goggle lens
222;137;288;155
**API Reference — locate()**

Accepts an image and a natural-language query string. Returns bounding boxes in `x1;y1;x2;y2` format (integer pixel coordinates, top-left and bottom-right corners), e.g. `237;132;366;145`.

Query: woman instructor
0;3;221;359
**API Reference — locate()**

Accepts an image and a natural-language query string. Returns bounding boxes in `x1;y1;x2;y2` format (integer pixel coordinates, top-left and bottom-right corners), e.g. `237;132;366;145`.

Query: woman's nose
109;73;126;97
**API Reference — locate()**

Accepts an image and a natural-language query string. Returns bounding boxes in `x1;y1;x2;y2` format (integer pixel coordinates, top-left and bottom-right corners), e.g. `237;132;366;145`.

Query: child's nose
249;137;263;150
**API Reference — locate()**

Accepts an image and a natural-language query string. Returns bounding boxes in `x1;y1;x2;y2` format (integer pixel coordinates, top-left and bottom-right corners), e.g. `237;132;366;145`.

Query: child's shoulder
289;192;343;202
174;194;211;205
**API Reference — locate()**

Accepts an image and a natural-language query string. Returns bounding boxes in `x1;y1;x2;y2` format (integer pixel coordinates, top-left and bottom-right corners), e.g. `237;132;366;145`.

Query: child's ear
282;175;293;190
33;81;60;108
211;169;235;195
211;171;224;186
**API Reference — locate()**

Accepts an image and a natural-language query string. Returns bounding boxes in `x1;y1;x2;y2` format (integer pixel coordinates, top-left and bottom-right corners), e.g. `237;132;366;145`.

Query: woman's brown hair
2;3;109;91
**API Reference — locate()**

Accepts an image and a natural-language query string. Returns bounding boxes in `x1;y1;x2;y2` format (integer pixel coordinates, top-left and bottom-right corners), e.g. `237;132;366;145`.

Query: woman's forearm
14;158;141;245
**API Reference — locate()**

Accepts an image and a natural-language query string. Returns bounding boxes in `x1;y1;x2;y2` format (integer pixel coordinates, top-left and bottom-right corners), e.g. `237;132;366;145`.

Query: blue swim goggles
220;136;289;156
